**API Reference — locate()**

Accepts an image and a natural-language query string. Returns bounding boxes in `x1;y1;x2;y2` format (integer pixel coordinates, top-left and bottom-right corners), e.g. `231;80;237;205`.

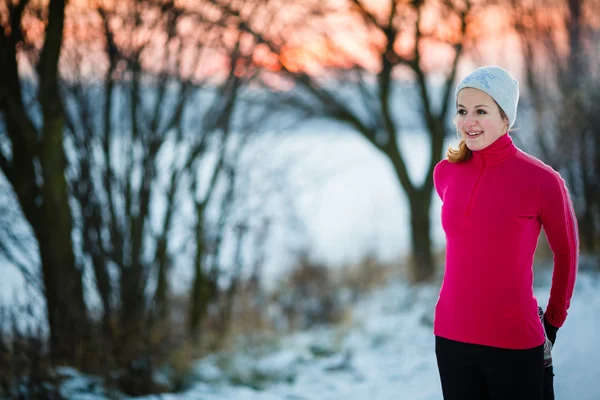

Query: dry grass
0;306;64;399
0;251;415;398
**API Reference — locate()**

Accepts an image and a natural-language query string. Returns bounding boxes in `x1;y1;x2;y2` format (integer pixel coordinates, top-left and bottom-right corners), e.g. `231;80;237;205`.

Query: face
455;88;509;151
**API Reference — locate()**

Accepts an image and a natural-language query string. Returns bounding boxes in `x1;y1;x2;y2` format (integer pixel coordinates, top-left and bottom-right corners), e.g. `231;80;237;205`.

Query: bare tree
57;0;266;354
0;2;321;393
209;0;483;281
0;0;89;363
510;0;600;254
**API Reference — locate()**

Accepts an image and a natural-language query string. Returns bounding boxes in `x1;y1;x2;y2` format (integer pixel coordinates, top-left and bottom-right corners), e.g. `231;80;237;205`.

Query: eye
477;109;487;114
457;109;467;115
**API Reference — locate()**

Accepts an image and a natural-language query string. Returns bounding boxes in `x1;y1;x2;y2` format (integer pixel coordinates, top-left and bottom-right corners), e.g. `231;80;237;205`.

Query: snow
59;268;600;400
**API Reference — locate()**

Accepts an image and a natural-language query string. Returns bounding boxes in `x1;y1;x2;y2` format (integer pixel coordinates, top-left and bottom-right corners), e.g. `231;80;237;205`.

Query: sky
38;0;531;82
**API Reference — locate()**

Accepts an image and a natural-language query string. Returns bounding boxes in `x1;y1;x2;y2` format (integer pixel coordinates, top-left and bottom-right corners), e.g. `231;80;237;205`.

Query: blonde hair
446;102;509;163
447;139;472;163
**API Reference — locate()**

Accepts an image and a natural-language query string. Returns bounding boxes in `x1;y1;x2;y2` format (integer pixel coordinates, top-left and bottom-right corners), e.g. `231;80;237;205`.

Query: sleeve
539;170;579;328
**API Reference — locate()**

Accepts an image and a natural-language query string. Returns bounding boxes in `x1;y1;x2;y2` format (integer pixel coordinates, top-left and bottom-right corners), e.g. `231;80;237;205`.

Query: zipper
465;159;486;218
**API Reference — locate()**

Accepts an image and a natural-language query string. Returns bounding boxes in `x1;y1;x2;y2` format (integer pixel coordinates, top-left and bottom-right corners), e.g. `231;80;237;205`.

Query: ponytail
446;139;472;163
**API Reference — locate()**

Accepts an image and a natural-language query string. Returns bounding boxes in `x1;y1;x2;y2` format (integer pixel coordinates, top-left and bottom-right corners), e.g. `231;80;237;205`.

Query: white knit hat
455;66;520;129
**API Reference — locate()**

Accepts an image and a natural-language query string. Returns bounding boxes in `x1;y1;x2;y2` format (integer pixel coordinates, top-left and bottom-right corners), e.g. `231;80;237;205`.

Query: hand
544;317;559;346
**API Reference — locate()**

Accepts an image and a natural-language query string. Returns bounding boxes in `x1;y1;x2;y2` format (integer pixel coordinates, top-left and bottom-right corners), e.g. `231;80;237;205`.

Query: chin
464;135;488;151
465;142;483;151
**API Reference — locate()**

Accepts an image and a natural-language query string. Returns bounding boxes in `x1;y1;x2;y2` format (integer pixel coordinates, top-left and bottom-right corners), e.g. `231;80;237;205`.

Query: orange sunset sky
13;0;597;84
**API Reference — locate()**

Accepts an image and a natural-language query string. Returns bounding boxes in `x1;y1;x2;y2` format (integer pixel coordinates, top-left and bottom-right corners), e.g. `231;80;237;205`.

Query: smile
466;131;483;137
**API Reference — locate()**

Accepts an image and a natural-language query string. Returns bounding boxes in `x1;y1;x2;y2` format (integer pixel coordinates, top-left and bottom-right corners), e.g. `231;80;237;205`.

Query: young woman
433;66;579;400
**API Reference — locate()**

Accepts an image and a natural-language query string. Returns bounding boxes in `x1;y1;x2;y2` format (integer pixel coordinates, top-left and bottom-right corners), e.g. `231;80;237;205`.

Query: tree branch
350;0;382;30
38;0;66;110
440;2;470;121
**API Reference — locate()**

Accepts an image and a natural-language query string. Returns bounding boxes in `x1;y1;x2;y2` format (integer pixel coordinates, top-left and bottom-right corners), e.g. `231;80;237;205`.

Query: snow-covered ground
60;268;600;400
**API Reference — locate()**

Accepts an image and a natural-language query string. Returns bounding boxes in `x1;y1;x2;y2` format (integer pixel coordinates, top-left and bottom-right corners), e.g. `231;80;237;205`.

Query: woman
433;66;579;400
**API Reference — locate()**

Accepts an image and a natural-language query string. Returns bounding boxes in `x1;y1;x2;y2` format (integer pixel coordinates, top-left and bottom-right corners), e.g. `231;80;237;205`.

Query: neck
470;133;517;166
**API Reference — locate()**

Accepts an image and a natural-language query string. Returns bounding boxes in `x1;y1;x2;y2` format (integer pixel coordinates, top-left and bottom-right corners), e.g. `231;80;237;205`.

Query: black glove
543;317;559;346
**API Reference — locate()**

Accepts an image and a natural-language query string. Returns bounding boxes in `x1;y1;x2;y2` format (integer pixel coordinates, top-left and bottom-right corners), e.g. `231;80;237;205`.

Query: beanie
455;66;520;129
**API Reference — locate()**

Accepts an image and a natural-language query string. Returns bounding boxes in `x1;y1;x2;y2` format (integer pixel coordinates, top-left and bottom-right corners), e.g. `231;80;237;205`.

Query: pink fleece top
433;133;579;349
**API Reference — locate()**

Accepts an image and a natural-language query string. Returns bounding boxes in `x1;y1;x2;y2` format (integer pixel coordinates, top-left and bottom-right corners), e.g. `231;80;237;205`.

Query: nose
464;113;478;128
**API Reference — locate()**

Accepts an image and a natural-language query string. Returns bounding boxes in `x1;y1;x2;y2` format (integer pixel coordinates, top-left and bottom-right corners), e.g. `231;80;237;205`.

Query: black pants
435;336;545;400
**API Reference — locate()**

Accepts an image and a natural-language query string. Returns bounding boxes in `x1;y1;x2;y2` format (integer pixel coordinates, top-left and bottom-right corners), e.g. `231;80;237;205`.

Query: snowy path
63;271;600;400
550;273;600;400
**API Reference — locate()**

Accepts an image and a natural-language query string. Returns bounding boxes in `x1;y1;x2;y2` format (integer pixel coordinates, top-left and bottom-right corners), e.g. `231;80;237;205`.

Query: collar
470;133;517;166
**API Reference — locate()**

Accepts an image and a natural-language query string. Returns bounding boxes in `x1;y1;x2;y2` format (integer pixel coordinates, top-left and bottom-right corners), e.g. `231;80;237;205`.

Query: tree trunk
154;238;170;321
37;0;89;364
37;227;88;363
120;265;147;334
188;264;214;340
408;191;434;282
36;122;88;363
188;206;213;339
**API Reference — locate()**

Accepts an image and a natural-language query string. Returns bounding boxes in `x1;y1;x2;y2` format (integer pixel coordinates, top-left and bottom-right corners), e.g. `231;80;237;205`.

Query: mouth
465;131;483;138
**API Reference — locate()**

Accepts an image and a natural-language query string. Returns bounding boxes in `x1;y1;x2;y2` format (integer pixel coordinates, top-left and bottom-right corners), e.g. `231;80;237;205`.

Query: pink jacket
433;133;579;349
